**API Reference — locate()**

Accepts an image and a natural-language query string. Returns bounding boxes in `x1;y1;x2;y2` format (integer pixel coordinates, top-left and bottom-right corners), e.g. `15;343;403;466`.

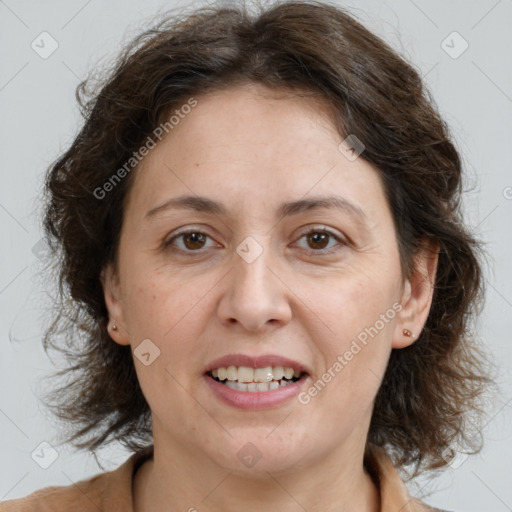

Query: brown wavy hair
39;0;491;476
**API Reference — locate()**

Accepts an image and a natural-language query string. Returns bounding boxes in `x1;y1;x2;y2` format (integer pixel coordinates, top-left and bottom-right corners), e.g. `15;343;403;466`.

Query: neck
134;432;380;512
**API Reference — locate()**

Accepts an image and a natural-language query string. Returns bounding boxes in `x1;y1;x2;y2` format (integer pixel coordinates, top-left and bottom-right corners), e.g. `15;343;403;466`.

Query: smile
208;365;303;392
203;353;311;409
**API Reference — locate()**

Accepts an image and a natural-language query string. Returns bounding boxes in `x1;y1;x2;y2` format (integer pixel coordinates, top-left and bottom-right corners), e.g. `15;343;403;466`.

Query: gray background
1;0;511;510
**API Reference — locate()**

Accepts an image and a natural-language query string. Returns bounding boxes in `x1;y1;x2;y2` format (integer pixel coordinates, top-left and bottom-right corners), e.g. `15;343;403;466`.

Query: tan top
0;445;446;511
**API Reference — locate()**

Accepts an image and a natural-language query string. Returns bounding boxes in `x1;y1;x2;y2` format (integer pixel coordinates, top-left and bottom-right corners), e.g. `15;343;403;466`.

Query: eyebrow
144;194;367;223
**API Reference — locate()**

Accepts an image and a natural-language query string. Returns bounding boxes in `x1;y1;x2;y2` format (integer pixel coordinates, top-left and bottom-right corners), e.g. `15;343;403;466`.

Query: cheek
123;272;212;407
308;269;399;343
124;268;197;330
305;270;398;399
123;270;217;372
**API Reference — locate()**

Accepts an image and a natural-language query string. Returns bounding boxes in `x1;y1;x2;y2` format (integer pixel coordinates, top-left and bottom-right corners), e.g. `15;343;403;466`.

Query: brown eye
295;227;346;254
181;232;207;250
306;231;330;250
164;230;216;254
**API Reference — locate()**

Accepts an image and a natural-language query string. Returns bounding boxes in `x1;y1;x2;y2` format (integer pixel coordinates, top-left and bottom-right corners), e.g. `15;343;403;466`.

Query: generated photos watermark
93;97;198;200
298;301;403;404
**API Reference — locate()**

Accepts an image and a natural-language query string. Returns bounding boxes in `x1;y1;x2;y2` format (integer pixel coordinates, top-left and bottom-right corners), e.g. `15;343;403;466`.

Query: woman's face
103;83;433;474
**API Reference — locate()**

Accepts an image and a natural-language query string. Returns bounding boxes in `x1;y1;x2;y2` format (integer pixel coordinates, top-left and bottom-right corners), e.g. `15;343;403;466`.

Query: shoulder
0;446;153;512
410;499;454;512
0;473;106;512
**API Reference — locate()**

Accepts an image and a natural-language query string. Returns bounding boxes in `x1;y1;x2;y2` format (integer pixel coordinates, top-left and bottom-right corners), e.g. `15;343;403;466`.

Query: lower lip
204;374;309;410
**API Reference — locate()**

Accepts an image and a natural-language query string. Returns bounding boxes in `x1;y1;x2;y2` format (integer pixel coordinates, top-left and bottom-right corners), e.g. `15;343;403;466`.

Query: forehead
124;83;388;224
156;84;341;163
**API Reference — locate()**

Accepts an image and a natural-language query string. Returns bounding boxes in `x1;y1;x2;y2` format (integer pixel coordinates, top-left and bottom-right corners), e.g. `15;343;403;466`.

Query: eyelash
163;226;347;257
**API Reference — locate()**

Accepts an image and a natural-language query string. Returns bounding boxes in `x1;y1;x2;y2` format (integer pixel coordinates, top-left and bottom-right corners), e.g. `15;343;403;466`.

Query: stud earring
111;324;118;331
402;328;412;338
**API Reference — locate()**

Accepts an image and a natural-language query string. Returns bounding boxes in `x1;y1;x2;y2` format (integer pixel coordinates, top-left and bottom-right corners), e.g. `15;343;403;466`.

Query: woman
1;1;490;510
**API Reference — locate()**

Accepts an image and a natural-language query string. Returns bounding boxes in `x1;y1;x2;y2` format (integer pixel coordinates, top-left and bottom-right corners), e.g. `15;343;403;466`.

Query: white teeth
237;366;254;383
209;365;304;389
273;366;284;380
225;381;248;391
226;365;237;381
254;366;273;382
222;378;295;392
283;367;294;379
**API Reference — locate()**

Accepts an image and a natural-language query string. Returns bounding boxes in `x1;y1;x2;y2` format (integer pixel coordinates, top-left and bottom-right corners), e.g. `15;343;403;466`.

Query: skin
102;82;438;512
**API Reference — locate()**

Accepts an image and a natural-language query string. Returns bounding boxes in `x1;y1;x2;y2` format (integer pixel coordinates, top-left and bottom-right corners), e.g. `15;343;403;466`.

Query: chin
204;429;313;475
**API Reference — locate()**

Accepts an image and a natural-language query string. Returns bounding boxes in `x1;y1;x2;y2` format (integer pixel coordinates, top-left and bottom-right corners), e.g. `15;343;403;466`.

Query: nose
216;239;292;332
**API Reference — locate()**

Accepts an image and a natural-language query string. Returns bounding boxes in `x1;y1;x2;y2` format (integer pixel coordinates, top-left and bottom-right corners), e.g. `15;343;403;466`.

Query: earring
111;324;118;331
402;328;412;338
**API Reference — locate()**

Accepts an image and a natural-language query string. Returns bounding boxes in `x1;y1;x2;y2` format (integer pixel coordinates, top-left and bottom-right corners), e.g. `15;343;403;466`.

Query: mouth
207;365;306;392
203;354;311;408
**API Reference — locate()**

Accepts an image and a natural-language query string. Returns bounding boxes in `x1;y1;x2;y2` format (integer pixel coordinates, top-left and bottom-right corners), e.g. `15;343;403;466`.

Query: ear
100;263;130;346
393;240;439;349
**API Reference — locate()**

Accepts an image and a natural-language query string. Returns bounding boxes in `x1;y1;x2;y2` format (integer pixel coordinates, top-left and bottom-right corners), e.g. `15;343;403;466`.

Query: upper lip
204;353;311;375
